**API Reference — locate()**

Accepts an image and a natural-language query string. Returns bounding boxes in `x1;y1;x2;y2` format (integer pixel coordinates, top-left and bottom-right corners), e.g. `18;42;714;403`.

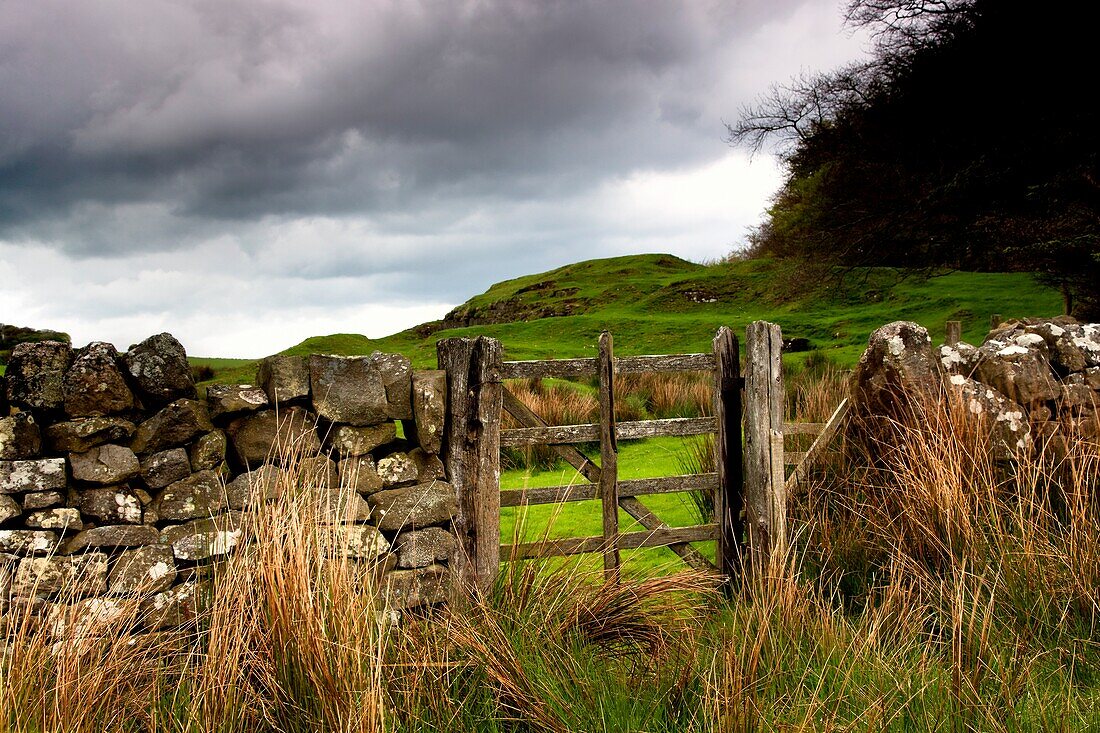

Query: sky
0;0;870;358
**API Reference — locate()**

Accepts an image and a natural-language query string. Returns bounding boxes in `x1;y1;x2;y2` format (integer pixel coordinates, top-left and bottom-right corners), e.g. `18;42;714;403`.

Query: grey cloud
0;0;814;254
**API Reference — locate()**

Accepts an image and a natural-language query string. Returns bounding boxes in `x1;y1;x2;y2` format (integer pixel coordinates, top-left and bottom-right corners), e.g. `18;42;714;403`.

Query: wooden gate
438;321;848;592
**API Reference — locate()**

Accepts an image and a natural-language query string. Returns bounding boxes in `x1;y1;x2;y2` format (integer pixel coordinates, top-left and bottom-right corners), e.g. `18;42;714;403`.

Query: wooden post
990;313;1002;329
744;321;786;577
438;336;503;593
945;320;961;346
713;327;743;586
597;331;620;580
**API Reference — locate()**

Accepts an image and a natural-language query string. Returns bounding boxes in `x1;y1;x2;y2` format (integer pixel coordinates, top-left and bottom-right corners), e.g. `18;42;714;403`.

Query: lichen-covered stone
338;455;383;495
44;417;135;453
70;444;140;485
318;488;373;524
130;399;213;455
161;513;244;561
140;448;192;489
0;530;59;555
189;429;227;471
13;553;107;596
976;330;1060;406
309;355;388;426
4;341;73;412
937;342;980;378
62;342;134;417
141;581;209;630
392;527;456;568
372;351;413;420
206;384;269;420
0;458;66;494
381;564;449;610
377;452;418;487
368;481;456;532
76;486;144;524
226;407;320;467
25;508;82;531
153;470;226;522
0;413;42;460
412;370;447;454
0;495;20;523
850;321;940;417
296;456;338;489
108;545;176;595
22;490;63;510
409;448;445;483
121;333;195;406
60;525;159;554
328;423;396;457
224;465;282;510
46;597;130;638
256;355;311;405
327;525;389;560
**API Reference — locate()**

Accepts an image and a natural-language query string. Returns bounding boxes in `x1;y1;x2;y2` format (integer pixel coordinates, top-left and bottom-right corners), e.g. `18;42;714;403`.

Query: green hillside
193;254;1062;385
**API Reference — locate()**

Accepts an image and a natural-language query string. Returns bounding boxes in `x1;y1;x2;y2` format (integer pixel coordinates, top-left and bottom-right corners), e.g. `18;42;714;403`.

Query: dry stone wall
1;334;454;631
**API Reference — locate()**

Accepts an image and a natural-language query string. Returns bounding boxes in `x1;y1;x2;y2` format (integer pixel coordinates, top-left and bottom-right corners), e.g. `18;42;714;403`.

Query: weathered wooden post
945;320;962;346
597;331;621;581
712;327;743;586
438;336;503;593
743;321;786;578
990;313;1002;329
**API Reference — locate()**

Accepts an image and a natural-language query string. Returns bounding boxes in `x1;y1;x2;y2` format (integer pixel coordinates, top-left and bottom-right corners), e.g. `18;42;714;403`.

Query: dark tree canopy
730;0;1099;318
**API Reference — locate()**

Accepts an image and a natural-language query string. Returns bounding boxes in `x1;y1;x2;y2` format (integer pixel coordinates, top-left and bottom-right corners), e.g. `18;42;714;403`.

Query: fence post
744;321;786;578
713;327;743;586
990;313;1002;329
945;320;961;346
597;331;621;581
438;336;503;593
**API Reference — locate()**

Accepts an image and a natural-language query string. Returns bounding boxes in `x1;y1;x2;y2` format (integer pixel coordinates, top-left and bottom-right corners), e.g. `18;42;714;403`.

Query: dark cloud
0;0;812;254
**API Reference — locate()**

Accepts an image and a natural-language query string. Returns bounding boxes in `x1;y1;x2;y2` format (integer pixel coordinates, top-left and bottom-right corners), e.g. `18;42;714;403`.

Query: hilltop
191;254;1063;385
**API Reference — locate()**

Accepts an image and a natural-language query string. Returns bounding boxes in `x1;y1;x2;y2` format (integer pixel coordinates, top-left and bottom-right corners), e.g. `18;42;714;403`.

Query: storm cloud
0;0;868;355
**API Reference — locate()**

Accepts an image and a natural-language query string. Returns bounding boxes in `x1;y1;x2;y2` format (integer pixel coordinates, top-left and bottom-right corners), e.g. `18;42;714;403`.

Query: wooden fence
438;321;848;592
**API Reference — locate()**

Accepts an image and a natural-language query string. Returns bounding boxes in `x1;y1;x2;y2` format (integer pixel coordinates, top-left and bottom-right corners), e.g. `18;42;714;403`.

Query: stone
377;452;418;487
328;423;396;457
4;341;73;412
976;330;1059;406
70;444;140;485
226;407;320;467
130;399;213;455
368;481;456;532
296;455;339;489
0;458;67;494
309;355;388;426
76;486;144;524
381;564;449;610
1084;367;1100;390
850;322;940;417
338;455;383;495
326;525;389;560
153;470;227;522
392;527;456;568
46;597;130;638
937;342;980;378
317;488;373;524
1021;321;1088;375
189;430;227;471
161;512;244;561
60;525;160;554
412;370;447;454
141;581;210;630
25;508;82;531
12;553;107;596
109;545;176;595
224;465;282;510
1061;377;1098;410
256;355;311;405
372;351;413;420
946;375;1031;454
62;341;134;417
121;333;196;406
409;448;445;482
22;490;63;510
0;495;20;523
206;384;269;420
0;530;59;555
141;448;192;489
44;417;136;453
0;413;42;460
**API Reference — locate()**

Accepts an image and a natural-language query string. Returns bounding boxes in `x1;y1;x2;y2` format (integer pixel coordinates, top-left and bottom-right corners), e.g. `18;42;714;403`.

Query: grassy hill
192;254;1063;385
